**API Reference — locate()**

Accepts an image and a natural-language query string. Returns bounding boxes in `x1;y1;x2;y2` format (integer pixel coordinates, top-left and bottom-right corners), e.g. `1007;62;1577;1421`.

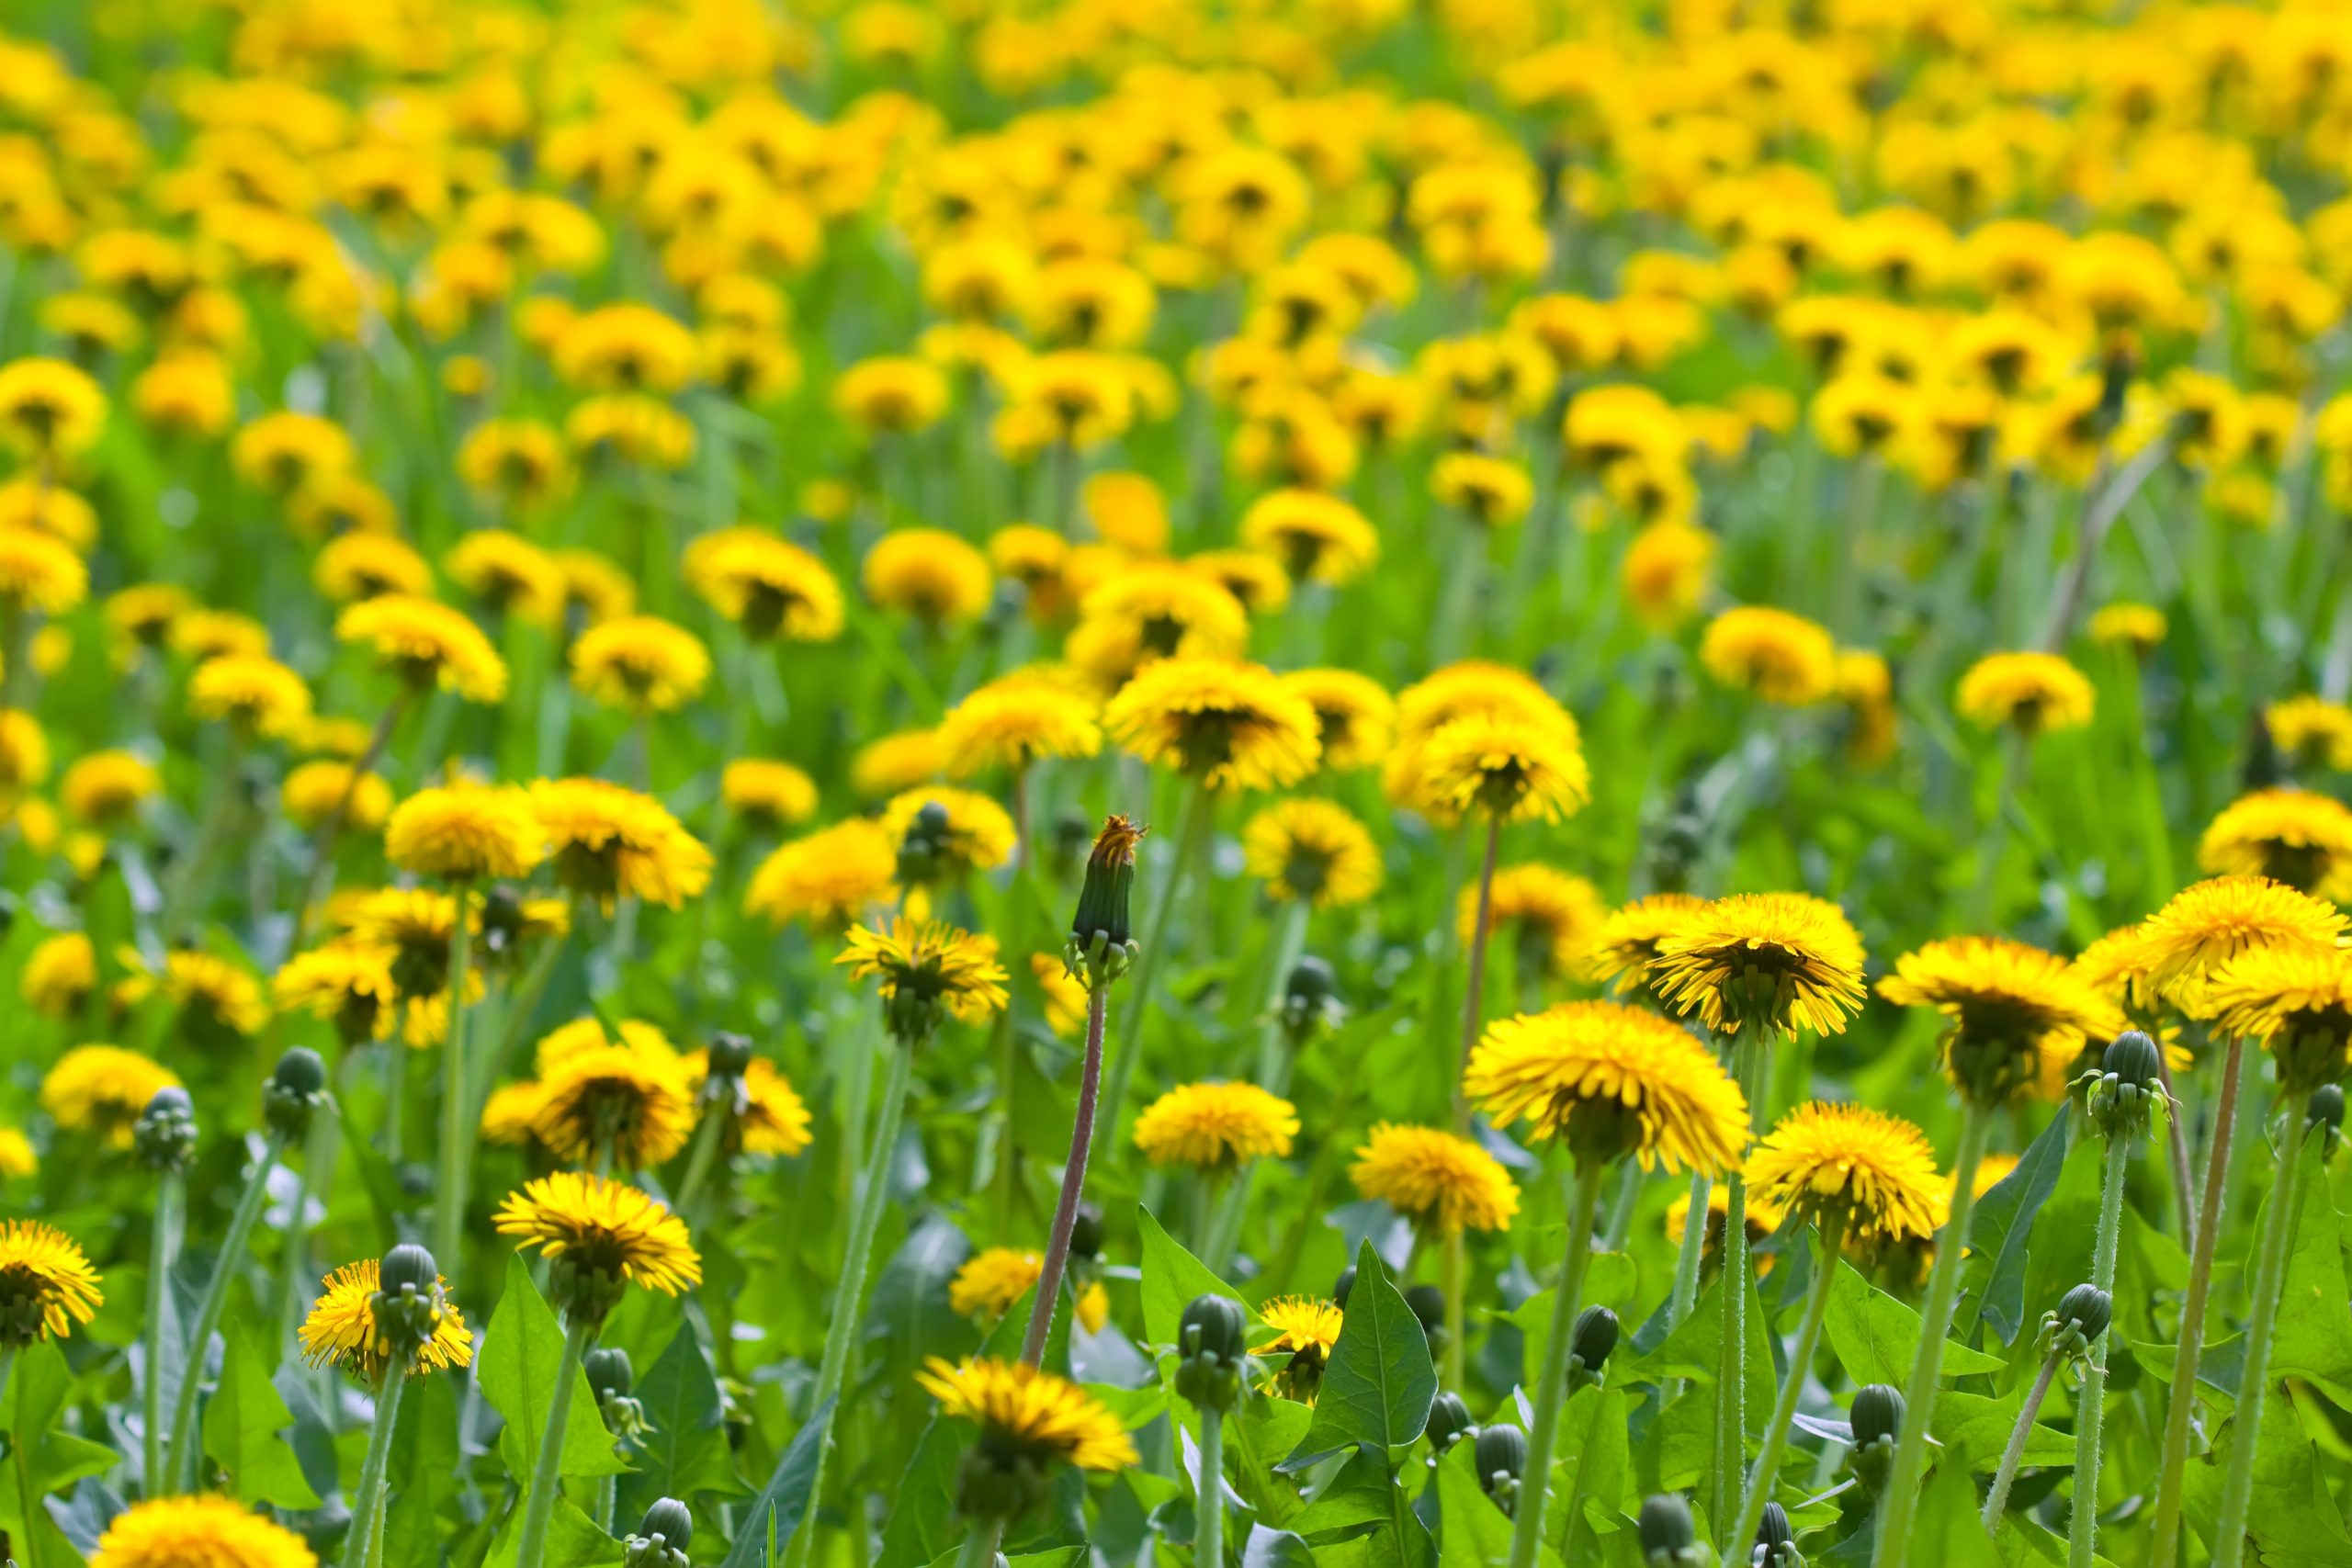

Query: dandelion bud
1756;1500;1803;1568
2086;1031;2165;1138
625;1498;693;1568
1331;1265;1355;1309
2309;1084;2345;1157
1069;1202;1104;1261
589;1348;649;1439
1848;1384;1905;1494
1404;1283;1446;1338
1424;1392;1474;1454
264;1046;331;1141
1280;954;1345;1044
1475;1423;1526;1515
897;801;956;887
134;1087;198;1172
371;1245;449;1361
1174;1294;1249;1413
1638;1494;1703;1567
707;1030;754;1079
1066;816;1145;986
479;885;526;960
1566;1304;1619;1393
2040;1283;2111;1367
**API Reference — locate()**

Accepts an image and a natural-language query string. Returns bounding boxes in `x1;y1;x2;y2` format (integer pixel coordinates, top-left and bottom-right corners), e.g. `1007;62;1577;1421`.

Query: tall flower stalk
1093;782;1207;1168
433;881;476;1284
133;1088;198;1496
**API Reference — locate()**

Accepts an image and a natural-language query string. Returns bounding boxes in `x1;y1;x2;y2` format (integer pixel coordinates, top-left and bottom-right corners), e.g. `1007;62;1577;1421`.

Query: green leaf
625;1325;744;1506
1435;1440;1515;1568
1294;1447;1396;1534
1619;1274;1774;1423
2267;1134;2352;1405
200;1325;322;1507
1824;1262;2003;1387
0;1338;115;1546
486;1491;625;1568
1507;1256;1634;1392
1931;1393;2073;1469
1956;1110;2069;1344
726;1396;836;1568
479;1254;633;1483
2179;1378;2352;1568
1232;1394;1315;1528
1906;1438;2000;1568
1287;1241;1437;1466
1138;1203;1243;1351
1545;1387;1630;1563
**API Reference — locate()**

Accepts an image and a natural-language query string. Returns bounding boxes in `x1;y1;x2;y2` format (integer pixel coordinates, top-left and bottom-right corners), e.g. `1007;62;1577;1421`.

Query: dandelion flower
0;526;86;614
1350;1123;1521;1233
880;786;1017;881
950;1247;1046;1319
2088;603;2166;653
40;1045;181;1147
1413;712;1590;824
1700;607;1838;705
494;1171;703;1302
314;535;431;604
2132;875;2349;1014
1239;489;1378;584
299;1258;473;1381
720;760;820;828
1743;1101;1945;1246
1650;893;1869;1038
1066;566;1249;685
273;944;399;1046
0;1219;102;1342
189;653;313;739
684;1051;813;1157
1104;658;1320;794
1132;1082;1298;1170
2197;788;2352;901
571;615;711;714
1384;662;1568;811
1242;798;1383;908
21;931;96;1019
686;527;844;642
1282;668;1395;771
60;750;157;829
938;674;1103;776
2266;695;2352;773
1879;935;2129;1103
0;357;106;458
447;530;567;626
865;529;993;626
1956;651;2094;735
915;1357;1137;1472
836;918;1010;1034
2202;947;2352;1093
745;818;898;931
281;761;393;835
1259;1296;1346;1403
385;783;545;882
1461;866;1608;979
530;778;713;909
531;1043;697;1169
116;949;269;1041
1464;1001;1750;1172
89;1495;317;1568
853;728;949;798
334;595;508;703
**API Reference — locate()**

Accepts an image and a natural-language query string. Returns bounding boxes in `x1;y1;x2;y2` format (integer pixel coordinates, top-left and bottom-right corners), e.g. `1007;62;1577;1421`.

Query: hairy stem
2068;1132;2131;1568
1981;1351;2062;1533
511;1319;588;1568
1724;1212;1847;1567
1019;984;1109;1366
2211;1114;2314;1568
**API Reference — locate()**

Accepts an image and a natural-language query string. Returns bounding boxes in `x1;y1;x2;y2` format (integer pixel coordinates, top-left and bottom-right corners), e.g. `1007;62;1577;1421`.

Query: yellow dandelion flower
1383;662;1569;812
1623;521;1715;630
531;1043;697;1170
1350;1123;1521;1233
89;1495;317;1568
1414;711;1590;825
864;528;993;626
313;534;431;604
334;595;507;704
446;530;567;626
169;609;269;663
1282;668;1395;772
1462;866;1608;979
570;615;710;715
1242;798;1384;908
0;708;48;792
494;1171;703;1298
1464;1001;1750;1172
1650;893;1869;1038
384;783;545;882
721;760;820;829
915;1357;1137;1472
1879;935;2129;1103
745;818;898;931
2197;788;2352;902
232;412;352;495
0;1219;101;1342
0;526;87;613
529;778;713;909
299;1258;472;1382
1132;1081;1298;1170
281;761;393;836
1240;489;1379;585
1700;607;1838;705
273;944;398;1046
0;1129;34;1179
950;1247;1046;1320
880;786;1017;881
555;549;635;625
105;584;193;650
1260;1295;1346;1403
2266;695;2352;773
686;527;844;642
21;931;95;1019
854;728;949;798
60;750;158;829
40;1045;179;1148
1743;1101;1945;1246
1067;566;1249;685
338;887;461;993
1104;658;1321;794
188;654;313;739
684;1051;813;1157
2088;603;2166;653
1956;651;2094;735
938;673;1103;777
0;357;106;458
1032;952;1090;1038
2202;947;2352;1094
116;948;269;1040
1188;549;1291;616
2132;875;2349;1014
836;918;1010;1029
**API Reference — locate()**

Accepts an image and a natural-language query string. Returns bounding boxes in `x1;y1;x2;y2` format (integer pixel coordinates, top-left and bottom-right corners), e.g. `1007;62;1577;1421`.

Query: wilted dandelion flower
1461;866;1607;980
495;1171;703;1314
1281;668;1395;772
880;787;1017;881
2131;875;2348;1014
1413;712;1590;824
571;615;711;714
2266;695;2352;772
1464;1001;1749;1172
2202;947;2352;1094
1350;1123;1521;1233
1133;1082;1299;1170
837;918;1010;1039
938;673;1103;777
61;750;157;829
864;528;993;626
1955;651;2094;735
1743;1102;1944;1247
745;818;898;931
40;1045;180;1147
189;653;313;739
1699;606;1838;705
1650;893;1869;1038
21;931;96;1018
88;1495;316;1568
1879;935;2127;1104
334;595;508;703
1243;798;1383;908
1104;657;1321;793
273;944;399;1046
0;1219;102;1343
385;783;545;882
299;1258;473;1381
1260;1296;1346;1403
2197;788;2352;901
530;778;714;909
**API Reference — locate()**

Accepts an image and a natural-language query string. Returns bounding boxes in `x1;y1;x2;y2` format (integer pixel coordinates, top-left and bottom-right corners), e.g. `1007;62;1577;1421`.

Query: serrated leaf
199;1325;322;1507
1824;1261;2003;1388
479;1254;632;1484
1287;1241;1436;1466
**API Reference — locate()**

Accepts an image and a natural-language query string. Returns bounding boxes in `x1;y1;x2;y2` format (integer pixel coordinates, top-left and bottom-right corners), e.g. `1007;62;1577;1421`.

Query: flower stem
4;1346;42;1568
161;729;246;942
1441;1226;1467;1392
1871;1099;1992;1568
512;1318;589;1568
1724;1212;1846;1567
1197;1404;1226;1568
2068;1131;2130;1568
164;1133;288;1493
432;882;476;1278
1453;817;1502;1133
336;1370;409;1568
2148;1034;2247;1568
673;1100;729;1230
1092;782;1210;1168
1714;1034;1767;1535
1981;1348;2062;1532
954;1518;1001;1568
789;1038;917;1568
1505;1163;1602;1568
143;1169;183;1497
1020;984;1108;1367
2211;1112;2315;1568
1663;1168;1711;1406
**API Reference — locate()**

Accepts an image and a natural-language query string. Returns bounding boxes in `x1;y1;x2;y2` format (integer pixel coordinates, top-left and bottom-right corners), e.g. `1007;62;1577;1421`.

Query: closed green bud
2310;1084;2346;1158
707;1030;755;1080
586;1347;634;1400
1280;955;1345;1043
1638;1495;1703;1568
1475;1424;1526;1515
2042;1283;2111;1362
1849;1385;1904;1494
1757;1501;1803;1568
1404;1284;1446;1337
1068;816;1145;966
2086;1031;2166;1138
265;1047;331;1140
1424;1392;1474;1454
626;1498;694;1568
1069;1202;1104;1261
371;1245;448;1360
897;801;956;887
1331;1265;1355;1310
1567;1304;1619;1393
1175;1294;1250;1412
135;1087;198;1172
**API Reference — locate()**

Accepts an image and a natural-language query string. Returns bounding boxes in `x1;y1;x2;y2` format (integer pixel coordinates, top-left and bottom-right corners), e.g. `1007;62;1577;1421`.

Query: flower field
3;2;2352;1568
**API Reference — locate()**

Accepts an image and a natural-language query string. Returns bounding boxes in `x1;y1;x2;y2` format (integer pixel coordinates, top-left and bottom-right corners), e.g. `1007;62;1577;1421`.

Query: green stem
790;1039;917;1568
1505;1164;1602;1568
164;1134;289;1492
1091;782;1211;1168
1453;817;1501;1133
954;1518;1001;1568
672;1100;729;1229
143;1169;182;1496
1441;1225;1466;1392
161;729;247;941
512;1319;590;1568
335;1370;409;1568
2069;1131;2131;1568
1981;1349;2063;1533
1714;1035;1767;1535
1197;1404;1226;1568
1871;1100;1992;1568
2211;1113;2314;1568
1663;1168;1711;1406
5;1347;41;1568
2149;1034;2247;1568
433;883;476;1277
1724;1212;1846;1567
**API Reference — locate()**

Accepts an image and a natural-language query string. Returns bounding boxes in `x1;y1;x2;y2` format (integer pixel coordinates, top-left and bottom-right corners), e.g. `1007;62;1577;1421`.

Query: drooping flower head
90;1495;318;1568
916;1357;1137;1521
0;1220;102;1344
299;1257;473;1382
1104;658;1321;793
386;783;546;882
1878;935;2128;1105
1464;1000;1750;1172
836;918;1010;1043
1133;1082;1299;1171
1350;1123;1521;1234
2197;788;2352;902
1243;798;1383;908
495;1172;703;1325
1742;1102;1945;1247
1649;892;1869;1038
529;778;714;909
